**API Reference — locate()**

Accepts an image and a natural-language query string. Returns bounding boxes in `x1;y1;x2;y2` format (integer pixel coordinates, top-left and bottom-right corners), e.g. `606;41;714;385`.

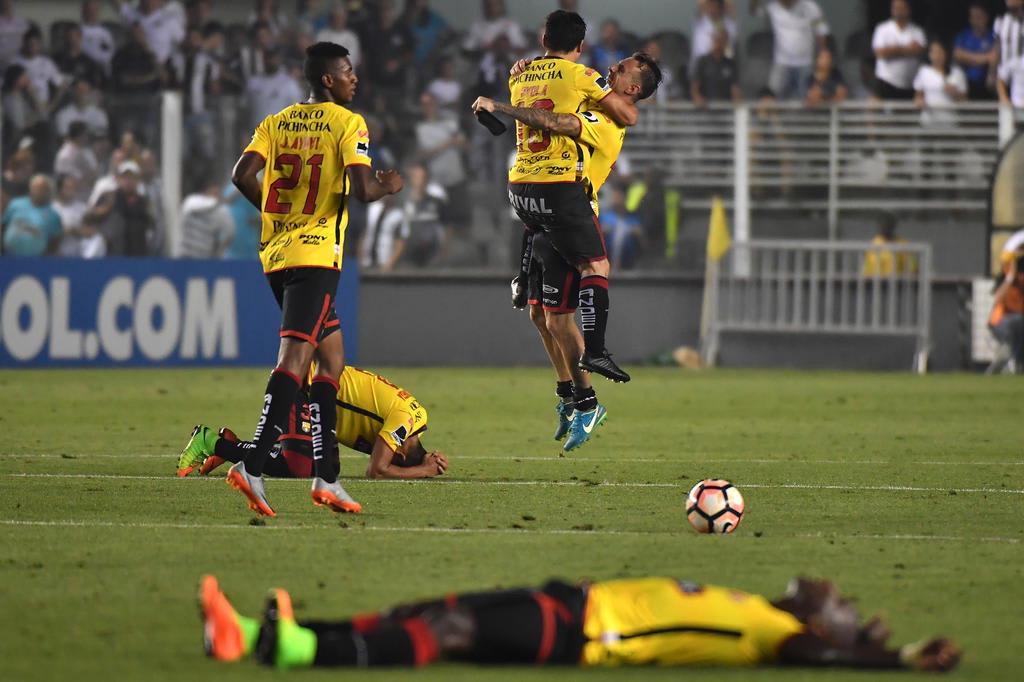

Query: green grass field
1;367;1022;681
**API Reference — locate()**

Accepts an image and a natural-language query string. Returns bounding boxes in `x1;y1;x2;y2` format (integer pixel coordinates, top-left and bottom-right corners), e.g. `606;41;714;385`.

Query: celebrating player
177;368;448;499
473;54;661;449
198;573;960;672
226;42;402;518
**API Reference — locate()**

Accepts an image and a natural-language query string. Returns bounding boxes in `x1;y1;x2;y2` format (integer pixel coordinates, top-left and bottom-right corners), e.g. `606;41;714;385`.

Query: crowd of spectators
1;0;1021;270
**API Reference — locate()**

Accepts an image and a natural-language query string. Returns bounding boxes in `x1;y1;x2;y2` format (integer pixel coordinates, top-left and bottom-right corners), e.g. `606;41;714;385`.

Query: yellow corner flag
706;196;732;263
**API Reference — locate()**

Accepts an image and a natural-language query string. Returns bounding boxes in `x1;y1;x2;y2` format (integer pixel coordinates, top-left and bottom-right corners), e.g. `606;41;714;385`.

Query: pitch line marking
3;473;1023;495
0;519;1018;544
3;453;1023;467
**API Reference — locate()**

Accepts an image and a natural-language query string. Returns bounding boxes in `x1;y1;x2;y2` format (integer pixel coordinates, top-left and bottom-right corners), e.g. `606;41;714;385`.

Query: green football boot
256;588;317;669
177;425;217;477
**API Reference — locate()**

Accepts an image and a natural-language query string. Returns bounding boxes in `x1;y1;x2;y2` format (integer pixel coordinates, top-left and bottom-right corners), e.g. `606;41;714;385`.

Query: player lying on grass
199;573;960;672
177;367;448;510
472;54;661;451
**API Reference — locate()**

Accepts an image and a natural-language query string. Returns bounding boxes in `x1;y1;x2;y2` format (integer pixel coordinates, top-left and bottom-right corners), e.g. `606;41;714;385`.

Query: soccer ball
686;479;744;534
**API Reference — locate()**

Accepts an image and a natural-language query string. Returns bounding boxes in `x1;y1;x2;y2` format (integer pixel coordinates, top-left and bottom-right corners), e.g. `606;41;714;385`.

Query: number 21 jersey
245;101;372;273
507;57;611;185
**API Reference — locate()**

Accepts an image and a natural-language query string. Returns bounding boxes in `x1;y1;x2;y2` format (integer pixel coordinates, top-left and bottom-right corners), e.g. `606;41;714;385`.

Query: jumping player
473;54;661;449
178;368;447;499
227;42;402;518
198;573;960;672
503;10;639;410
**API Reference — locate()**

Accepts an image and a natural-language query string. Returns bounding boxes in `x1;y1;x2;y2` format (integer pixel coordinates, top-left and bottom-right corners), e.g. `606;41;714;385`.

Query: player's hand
471;96;496;114
377;169;403;195
856;616;891;648
899;638;961;672
510;58;531;77
425;451;448;476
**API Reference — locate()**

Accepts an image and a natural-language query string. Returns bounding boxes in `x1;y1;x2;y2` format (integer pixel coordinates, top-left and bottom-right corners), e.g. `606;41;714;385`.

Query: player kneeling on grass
177;367;448;508
199;574;959;672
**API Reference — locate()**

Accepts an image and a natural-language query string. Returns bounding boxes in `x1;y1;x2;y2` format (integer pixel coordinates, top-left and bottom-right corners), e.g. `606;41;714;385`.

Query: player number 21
264;153;323;215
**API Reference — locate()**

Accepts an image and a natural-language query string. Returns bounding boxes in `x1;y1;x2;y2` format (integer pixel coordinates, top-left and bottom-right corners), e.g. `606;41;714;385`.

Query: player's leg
545;312;607;452
227;269;329;516
577;254;630;383
511;226;535;309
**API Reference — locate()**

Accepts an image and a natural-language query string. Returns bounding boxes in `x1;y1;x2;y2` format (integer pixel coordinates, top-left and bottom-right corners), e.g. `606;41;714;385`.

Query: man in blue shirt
2;175;63;256
589;19;631;76
954;1;997;100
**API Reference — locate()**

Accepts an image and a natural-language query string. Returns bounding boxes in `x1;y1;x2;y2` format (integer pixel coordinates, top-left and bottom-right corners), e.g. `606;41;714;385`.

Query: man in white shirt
0;0;28;71
15;29;69;113
118;0;186;66
315;4;361;70
997;0;1024;107
691;0;737;70
462;0;526;53
80;0;115;74
245;50;303;128
872;0;926;100
750;0;829;100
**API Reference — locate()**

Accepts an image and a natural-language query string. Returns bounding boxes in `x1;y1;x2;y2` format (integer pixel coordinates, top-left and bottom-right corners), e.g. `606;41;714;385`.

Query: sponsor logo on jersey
356;141;369;155
390;425;408;446
581;111;600;123
596;76;609;91
300;234;327;245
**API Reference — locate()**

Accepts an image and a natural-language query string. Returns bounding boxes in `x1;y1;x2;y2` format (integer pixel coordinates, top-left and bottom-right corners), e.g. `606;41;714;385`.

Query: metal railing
626;101;1012;241
703;239;933;373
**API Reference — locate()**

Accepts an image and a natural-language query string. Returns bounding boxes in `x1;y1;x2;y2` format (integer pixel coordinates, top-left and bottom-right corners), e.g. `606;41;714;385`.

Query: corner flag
707;196;732;262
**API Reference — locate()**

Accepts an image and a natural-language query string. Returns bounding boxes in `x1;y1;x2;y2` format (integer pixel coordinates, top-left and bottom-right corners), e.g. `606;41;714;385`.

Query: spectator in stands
863;212;914;276
872;0;926;100
469;32;516;183
111;22;162;142
89;159;156;256
223;176;259;259
462;0;526;56
600;184;642;270
805;48;847;106
118;0;187;69
363;0;414;103
2;138;36;201
0;0;28;72
54;25;105;90
691;0;736;68
2;174;62;256
89;148;126;207
80;0;115;75
590;19;630;76
246;48;303;127
988;250;1024;374
180;172;233;258
53;174;103;257
249;0;289;38
750;0;829;101
954;1;997;100
691;27;741;107
402;162;448;267
138;148;165;252
640;37;681;102
185;0;213;32
405;0;450;76
914;39;967;128
415;90;466;227
360;193;407;271
426;56;462;114
316;3;361;70
54;121;100;202
238;21;273;81
995;0;1024;88
1;65;45;158
15;27;69;114
626;166;682;264
188;22;227;162
295;0;328;36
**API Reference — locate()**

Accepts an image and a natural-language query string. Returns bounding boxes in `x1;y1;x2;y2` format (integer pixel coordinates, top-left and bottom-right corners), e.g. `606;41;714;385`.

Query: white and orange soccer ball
686;479;745;534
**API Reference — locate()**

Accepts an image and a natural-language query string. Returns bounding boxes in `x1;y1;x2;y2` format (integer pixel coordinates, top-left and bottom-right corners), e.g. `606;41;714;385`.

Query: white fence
703;239;933;373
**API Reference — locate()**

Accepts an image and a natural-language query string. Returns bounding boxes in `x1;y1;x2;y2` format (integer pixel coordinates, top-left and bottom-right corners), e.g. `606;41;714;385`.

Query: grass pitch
1;367;1022;681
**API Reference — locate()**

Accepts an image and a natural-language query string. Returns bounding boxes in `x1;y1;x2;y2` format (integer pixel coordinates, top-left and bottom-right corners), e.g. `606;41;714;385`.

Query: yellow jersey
508;57;611;184
334;366;428;454
574;106;626;216
244;101;372;273
581;578;804;667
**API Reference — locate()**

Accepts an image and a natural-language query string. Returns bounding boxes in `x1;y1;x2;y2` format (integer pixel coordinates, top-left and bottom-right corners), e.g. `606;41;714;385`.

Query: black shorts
527;232;580;313
509;182;607;265
265;267;340;347
874;78;915;101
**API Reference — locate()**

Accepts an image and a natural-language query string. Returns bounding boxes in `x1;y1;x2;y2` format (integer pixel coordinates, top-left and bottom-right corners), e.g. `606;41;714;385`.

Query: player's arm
777;632;960;672
348;165;403;203
231;151;264;210
596;91;638;126
472;97;582;137
366;437;447;479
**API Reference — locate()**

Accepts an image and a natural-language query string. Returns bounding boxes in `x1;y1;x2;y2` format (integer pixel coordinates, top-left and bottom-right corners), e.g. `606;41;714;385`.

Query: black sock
244;368;302;476
573;386;597;413
578;275;609;355
214;437;245;463
518;229;534;281
555;380;574;404
307;618;438;667
309;376;340;483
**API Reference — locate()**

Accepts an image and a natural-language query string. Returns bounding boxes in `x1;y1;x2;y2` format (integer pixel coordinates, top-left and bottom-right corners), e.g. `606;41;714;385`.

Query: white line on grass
3;472;1023;495
3;453;1023;466
0;519;1018;544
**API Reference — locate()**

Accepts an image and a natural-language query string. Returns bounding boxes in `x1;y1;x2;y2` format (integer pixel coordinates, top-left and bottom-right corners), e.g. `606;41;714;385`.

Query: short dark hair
304;41;350;89
631;52;663;101
68;121;88;140
543;10;586;53
202;21;224;38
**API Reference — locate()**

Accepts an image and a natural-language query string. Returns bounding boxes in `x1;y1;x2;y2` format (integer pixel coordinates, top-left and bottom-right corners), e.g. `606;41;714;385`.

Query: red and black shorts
527;231;580;313
508;182;607;266
266;267;340;347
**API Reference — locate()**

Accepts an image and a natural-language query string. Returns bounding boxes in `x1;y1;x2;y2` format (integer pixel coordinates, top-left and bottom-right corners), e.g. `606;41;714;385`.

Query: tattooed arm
471;97;582;138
